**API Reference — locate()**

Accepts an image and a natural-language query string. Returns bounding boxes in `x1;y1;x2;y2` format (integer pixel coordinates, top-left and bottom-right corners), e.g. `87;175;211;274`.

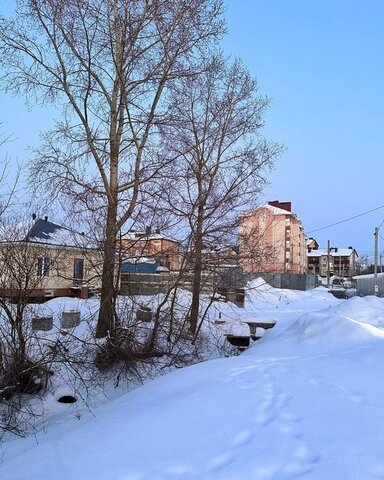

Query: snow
2;281;384;479
121;231;179;243
308;248;355;257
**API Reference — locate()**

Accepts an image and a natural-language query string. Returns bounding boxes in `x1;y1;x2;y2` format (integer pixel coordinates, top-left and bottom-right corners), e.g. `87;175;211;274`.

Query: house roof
25;218;89;247
241;203;302;224
121;231;180;244
0;217;95;249
262;203;295;216
307;248;358;258
306;238;318;246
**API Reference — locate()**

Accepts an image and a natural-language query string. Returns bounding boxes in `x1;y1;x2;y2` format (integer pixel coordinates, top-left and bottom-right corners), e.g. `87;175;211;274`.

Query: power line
307;205;384;234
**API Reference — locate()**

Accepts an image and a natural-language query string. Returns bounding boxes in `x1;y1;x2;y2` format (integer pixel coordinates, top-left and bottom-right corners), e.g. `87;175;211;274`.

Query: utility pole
374;227;379;296
327;239;331;287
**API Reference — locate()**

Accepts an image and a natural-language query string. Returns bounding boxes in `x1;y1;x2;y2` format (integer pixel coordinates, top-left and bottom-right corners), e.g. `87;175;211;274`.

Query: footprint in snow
207;452;235;471
258;399;274;413
275;393;292;409
349;393;363;403
293;443;320;464
254;411;277;427
163;464;193;476
282;462;314;477
231;430;253;447
277;421;303;439
279;411;301;423
263;383;276;395
252;465;278;479
308;377;321;386
237;380;257;390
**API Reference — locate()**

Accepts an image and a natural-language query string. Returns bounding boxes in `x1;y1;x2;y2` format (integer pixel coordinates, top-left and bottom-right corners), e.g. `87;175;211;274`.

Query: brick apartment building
239;201;307;274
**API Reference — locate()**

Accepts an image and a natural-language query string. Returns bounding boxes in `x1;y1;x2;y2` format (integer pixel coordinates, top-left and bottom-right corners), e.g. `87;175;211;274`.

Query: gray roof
0;217;95;249
25;218;96;249
25;218;66;242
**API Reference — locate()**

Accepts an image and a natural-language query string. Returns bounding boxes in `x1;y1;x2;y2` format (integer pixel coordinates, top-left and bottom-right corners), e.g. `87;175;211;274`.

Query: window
37;257;50;277
73;258;84;284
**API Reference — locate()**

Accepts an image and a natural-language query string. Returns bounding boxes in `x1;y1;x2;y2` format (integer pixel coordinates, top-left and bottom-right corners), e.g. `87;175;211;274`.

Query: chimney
268;200;292;212
145;225;152;236
44;216;48;221
348;246;353;250
32;213;37;220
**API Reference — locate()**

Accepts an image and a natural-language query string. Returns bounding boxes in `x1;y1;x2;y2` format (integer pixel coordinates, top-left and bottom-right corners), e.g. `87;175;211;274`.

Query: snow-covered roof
0;217;96;250
306;238;318;246
26;218;91;248
308;248;358;258
261;203;295;216
241;203;302;223
123;257;158;264
121;231;179;244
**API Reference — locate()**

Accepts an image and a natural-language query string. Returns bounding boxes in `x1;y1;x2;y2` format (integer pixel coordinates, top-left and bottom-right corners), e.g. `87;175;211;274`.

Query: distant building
307;247;359;278
306;237;319;251
239;201;307;274
120;229;181;271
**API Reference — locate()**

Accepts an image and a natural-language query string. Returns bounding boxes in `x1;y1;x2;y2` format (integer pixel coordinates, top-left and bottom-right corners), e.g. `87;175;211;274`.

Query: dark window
37;257;50;277
73;258;84;284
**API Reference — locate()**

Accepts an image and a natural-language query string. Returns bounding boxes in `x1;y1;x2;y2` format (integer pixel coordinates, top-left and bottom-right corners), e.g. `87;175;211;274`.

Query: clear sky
1;1;384;260
223;0;384;261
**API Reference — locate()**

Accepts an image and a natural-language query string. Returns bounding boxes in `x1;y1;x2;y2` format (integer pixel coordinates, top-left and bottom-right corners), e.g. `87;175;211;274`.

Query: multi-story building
307;247;358;278
239;201;307;274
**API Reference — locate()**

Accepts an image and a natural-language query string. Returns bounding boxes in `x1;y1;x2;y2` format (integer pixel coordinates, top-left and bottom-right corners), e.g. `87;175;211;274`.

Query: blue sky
1;1;384;259
224;0;384;260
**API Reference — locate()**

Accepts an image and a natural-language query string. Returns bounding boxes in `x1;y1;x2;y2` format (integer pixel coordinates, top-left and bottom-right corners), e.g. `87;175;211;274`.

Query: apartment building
239;201;307;274
307;247;358;278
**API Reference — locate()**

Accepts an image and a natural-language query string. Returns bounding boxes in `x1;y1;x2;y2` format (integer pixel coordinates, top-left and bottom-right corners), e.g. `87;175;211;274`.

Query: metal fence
245;273;321;291
353;273;384;297
120;269;320;296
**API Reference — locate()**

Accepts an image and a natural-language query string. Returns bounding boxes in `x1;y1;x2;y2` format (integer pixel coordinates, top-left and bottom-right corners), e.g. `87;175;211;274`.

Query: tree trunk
96;200;118;338
189;206;204;335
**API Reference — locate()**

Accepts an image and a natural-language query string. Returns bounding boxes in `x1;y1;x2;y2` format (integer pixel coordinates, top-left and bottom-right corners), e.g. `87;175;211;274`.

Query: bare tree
0;124;20;217
158;56;281;334
0;0;225;337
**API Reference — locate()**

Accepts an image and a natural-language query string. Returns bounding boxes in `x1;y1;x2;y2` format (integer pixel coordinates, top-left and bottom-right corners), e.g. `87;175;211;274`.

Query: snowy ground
2;281;384;479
